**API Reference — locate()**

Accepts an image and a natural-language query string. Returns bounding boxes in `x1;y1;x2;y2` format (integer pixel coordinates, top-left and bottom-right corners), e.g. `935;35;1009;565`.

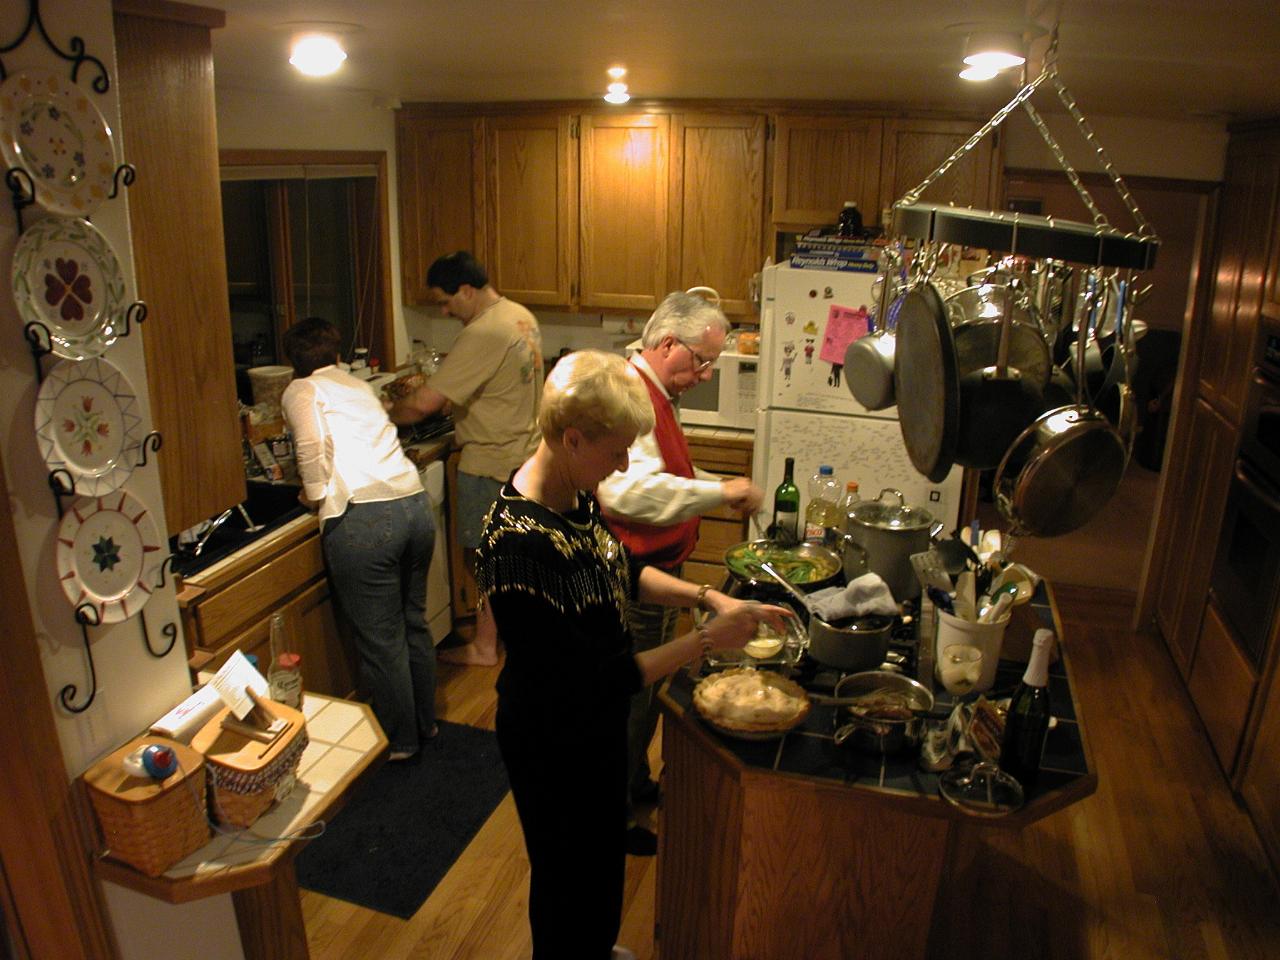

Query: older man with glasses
597;290;764;855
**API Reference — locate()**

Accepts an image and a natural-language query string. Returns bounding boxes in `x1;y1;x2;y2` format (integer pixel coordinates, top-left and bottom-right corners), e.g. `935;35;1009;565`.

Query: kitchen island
655;584;1094;960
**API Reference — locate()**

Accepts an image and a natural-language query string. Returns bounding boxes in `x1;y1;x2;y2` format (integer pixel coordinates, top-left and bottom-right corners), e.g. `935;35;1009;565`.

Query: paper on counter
150;683;224;741
210;649;269;720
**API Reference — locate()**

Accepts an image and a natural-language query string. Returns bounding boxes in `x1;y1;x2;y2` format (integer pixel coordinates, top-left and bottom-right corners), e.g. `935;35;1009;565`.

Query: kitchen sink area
168;481;308;578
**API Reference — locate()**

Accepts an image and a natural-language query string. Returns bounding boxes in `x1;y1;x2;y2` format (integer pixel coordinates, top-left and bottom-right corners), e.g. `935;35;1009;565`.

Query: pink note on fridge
820;304;870;365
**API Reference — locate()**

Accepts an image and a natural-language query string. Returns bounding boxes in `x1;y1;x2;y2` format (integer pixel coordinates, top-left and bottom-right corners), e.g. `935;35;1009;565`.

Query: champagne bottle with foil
771;457;800;543
999;628;1055;787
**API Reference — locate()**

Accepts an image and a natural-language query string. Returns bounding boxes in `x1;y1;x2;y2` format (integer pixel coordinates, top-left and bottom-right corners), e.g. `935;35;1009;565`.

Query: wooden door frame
220;149;397;367
0;456;116;959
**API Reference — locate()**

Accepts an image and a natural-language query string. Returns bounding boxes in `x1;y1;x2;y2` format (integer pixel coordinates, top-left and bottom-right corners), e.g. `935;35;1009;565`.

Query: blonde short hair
539;350;655;441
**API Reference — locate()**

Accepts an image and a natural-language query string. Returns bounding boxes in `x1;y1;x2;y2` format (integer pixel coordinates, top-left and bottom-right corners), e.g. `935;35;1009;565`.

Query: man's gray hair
640;291;730;349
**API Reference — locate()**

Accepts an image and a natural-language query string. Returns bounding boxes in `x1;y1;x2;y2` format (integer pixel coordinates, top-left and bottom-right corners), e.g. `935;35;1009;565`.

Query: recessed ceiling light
604;89;631;104
959;63;1001;82
290;34;347;76
607;66;627;80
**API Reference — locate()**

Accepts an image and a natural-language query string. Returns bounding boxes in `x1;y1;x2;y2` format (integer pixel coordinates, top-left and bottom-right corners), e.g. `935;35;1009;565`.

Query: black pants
497;701;628;959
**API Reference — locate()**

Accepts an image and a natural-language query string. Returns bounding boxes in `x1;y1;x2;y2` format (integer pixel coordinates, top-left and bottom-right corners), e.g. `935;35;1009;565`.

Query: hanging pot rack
890;34;1160;272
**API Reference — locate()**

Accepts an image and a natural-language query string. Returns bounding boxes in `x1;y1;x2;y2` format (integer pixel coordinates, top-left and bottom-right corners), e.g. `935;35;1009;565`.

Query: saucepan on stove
830;670;934;755
721;539;844;602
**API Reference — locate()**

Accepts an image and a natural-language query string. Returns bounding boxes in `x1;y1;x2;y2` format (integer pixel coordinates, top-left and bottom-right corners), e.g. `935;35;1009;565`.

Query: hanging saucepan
845;245;906;411
948;285;1053;390
893;280;959;483
992;274;1127;537
952;284;1048;470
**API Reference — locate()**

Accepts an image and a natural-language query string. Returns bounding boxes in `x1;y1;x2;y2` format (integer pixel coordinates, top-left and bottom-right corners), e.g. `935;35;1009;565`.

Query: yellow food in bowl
744;637;784;659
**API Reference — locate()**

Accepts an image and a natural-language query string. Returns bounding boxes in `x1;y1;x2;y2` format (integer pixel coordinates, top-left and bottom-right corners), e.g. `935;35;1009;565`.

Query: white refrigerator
753;261;963;535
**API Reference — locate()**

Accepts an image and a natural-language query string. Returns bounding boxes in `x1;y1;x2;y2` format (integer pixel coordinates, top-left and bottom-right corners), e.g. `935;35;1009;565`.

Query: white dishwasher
420;459;453;644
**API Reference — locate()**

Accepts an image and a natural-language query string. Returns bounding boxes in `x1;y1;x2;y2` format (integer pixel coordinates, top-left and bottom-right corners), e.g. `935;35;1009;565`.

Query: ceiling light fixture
290;34;347;76
959;30;1025;80
603;66;630;104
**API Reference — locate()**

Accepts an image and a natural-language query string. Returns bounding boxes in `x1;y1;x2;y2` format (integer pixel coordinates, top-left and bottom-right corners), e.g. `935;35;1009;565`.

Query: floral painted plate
56;490;163;624
0;69;116;216
10;215;125;359
35;357;142;496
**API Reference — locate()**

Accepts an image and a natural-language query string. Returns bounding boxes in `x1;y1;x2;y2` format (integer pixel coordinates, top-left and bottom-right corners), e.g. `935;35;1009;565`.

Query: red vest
604;367;700;570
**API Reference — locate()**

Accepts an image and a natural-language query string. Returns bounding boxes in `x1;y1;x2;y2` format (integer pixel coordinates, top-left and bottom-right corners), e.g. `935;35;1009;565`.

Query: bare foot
438;643;499;667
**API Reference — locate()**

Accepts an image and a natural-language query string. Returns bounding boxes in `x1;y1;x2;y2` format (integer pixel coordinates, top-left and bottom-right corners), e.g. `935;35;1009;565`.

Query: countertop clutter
656;581;1094;960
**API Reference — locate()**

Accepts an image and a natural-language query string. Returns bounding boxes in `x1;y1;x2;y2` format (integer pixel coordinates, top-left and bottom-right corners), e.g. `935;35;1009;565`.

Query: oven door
1210;457;1280;668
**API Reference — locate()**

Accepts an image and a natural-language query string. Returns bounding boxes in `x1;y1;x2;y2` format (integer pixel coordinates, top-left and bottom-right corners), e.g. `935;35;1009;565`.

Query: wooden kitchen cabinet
1188;598;1259;776
679;434;754;631
395;114;486;304
668;112;767;316
579;112;671;310
1197;125;1280;423
114;3;245;537
877;117;1001;221
1238;611;1280;873
485;113;576;306
1151;398;1238;677
445;449;479;620
770;115;883;227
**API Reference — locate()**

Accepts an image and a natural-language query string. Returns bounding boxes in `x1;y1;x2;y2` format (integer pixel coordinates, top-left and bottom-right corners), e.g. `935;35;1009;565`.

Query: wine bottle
999;628;1055;788
772;457;800;543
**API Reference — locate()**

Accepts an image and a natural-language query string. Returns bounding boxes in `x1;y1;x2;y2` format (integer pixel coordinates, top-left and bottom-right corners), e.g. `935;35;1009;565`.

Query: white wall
215;84;410;363
0;2;244;956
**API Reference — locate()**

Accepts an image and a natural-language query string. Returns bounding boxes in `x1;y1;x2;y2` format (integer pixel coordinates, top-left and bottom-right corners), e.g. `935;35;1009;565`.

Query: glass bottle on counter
999;628;1055;788
804;465;841;542
267;613;304;709
838;480;861;529
771;457;800;543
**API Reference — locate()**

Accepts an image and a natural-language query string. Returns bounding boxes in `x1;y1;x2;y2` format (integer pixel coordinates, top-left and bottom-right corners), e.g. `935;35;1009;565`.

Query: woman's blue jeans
322;493;436;754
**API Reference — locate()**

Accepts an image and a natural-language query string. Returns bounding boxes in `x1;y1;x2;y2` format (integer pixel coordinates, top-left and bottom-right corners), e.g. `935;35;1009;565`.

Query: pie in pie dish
693;668;811;738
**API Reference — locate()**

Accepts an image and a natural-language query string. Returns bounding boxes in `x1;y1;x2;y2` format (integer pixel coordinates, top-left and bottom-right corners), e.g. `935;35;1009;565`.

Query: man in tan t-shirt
391;250;543;665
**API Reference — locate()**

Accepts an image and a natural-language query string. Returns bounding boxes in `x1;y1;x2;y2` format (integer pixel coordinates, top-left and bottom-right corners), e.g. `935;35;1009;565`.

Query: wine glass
937;643;984;697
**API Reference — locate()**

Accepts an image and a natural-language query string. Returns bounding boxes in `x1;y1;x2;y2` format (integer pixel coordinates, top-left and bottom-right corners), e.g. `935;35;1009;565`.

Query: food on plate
693;667;810;734
845;689;915;722
724;541;840;584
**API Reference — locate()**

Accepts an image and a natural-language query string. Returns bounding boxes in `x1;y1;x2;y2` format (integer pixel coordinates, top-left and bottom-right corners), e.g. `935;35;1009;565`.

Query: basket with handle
192;694;309;828
82;736;210;877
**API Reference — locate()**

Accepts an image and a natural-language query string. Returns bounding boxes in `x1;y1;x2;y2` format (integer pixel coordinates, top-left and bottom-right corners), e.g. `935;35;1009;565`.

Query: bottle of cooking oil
804;465;842;543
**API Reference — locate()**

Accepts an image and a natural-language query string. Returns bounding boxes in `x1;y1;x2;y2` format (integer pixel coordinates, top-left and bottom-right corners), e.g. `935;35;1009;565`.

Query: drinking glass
937;643;984;696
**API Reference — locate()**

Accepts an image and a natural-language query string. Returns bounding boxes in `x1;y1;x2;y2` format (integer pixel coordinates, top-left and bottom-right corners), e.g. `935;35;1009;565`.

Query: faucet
192;507;235;557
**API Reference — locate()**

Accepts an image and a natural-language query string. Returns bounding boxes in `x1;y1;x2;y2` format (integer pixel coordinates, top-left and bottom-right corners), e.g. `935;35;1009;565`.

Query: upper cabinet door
669;113;767;317
115;10;244;537
395;114;485;304
579;113;670;311
485;113;576;307
771;116;883;227
878;118;999;219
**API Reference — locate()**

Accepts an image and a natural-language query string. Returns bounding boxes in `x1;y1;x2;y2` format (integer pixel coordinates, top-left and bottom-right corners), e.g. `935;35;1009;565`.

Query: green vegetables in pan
726;541;840;584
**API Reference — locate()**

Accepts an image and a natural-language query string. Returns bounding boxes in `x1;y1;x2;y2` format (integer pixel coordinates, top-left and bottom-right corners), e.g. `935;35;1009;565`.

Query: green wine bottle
771;457;800;544
999;629;1055;788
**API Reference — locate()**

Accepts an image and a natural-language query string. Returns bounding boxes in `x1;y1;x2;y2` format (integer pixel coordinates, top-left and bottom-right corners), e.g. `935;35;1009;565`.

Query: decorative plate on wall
0;69;116;217
10;215;125;359
35;357;141;496
56;490;163;624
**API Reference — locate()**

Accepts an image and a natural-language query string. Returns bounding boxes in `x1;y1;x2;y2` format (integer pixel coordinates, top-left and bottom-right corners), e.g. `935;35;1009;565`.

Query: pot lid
849;496;936;532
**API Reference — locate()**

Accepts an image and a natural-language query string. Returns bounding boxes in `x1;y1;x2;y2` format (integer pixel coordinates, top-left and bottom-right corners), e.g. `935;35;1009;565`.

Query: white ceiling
207;0;1280;123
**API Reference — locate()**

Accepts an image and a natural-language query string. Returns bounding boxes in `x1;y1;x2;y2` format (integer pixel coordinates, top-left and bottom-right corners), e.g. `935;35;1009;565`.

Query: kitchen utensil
840;488;944;602
845;246;904;411
806;613;894;672
938;761;1024;817
831;670;934;754
756;561;812;609
722;540;844;599
954;571;978;621
953;281;1048;470
926;585;956;616
893;282;960;482
934;534;978;576
911;550;953;595
992;272;1127;538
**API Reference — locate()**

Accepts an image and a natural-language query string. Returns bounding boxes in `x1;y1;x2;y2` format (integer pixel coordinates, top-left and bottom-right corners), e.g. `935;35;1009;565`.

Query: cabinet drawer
1188;599;1258;775
689;444;751;475
194;535;323;649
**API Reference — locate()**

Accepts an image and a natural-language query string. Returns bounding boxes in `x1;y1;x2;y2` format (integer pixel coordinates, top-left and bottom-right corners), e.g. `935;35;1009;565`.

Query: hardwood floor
301;596;1280;959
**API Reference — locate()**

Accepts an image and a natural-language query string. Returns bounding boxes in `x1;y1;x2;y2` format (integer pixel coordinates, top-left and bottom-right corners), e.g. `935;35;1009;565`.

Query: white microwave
625;340;758;430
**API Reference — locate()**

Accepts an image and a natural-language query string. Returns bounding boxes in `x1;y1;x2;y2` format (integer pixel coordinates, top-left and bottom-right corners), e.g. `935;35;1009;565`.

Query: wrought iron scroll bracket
118;300;147;339
0;0;112;93
140;611;177;658
60;602;101;714
136;430;161;467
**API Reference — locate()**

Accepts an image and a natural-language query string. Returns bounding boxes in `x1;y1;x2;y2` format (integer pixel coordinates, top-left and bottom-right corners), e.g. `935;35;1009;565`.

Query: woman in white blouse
281;318;436;760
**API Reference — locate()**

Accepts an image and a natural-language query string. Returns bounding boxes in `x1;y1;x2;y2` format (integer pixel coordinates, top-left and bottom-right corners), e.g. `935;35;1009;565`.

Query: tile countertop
91;694;387;903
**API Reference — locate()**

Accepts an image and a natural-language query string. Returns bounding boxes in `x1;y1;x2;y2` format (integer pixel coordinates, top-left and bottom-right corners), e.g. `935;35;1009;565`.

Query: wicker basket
83;736;210;877
192;697;308;828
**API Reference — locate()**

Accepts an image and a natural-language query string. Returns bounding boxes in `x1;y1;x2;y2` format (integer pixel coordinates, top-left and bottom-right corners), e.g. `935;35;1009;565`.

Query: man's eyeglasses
678;340;717;372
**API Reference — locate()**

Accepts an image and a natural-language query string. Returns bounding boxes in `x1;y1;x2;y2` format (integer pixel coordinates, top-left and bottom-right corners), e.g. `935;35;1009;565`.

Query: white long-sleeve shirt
595;355;723;525
281;365;422;526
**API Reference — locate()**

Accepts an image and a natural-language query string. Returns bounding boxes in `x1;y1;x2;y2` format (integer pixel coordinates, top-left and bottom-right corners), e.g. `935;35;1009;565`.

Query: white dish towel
807;573;899;622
